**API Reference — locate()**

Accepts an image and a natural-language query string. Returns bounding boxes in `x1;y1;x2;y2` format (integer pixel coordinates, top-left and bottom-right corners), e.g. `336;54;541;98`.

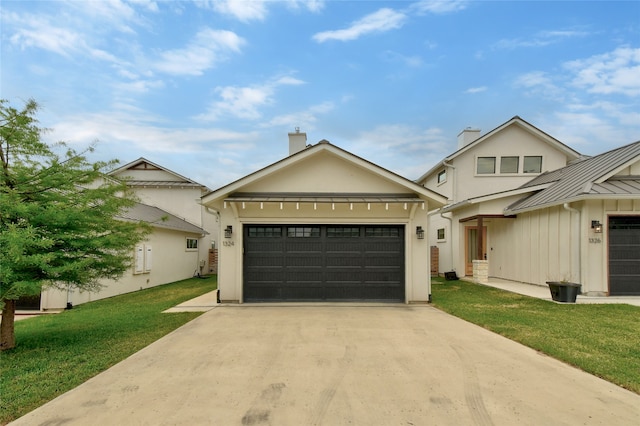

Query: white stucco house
417;116;581;277
34;159;215;310
201;132;447;303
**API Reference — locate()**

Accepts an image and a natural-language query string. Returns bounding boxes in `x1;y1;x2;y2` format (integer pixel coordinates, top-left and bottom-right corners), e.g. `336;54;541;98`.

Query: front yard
0;276;217;425
431;277;640;394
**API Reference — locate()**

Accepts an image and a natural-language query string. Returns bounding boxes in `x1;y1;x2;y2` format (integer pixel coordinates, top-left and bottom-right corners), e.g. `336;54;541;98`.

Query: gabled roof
202;140;447;207
109;157;207;189
505;141;640;214
416;116;581;182
117;202;207;235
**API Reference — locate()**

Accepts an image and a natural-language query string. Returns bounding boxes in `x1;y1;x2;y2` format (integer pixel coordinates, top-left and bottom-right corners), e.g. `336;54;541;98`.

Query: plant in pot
546;277;581;303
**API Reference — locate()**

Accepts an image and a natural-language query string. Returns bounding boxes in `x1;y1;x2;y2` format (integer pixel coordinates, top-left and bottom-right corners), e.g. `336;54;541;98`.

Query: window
437;228;446;241
327;227;360;237
248;226;282;237
437;169;447;184
523;156;542;173
500;156;519;173
477;157;496;174
186;238;198;250
287;227;320;237
365;227;400;238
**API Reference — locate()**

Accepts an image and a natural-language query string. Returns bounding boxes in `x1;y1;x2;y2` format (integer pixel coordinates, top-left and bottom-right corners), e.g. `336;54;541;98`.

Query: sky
2;0;639;190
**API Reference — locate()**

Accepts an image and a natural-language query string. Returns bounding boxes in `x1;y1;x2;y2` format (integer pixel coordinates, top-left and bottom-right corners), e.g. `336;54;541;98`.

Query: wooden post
476;216;484;260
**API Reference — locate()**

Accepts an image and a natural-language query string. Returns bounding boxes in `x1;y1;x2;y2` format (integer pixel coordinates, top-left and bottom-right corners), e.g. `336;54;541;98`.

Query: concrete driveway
11;305;640;426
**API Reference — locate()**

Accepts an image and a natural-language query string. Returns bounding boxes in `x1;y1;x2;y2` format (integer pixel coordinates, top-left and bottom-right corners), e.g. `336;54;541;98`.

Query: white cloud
264;101;335;129
196;75;306;121
514;71;565;101
153;28;245;76
494;29;590;50
351;124;450;178
565;46;640;96
382;51;424;68
286;0;325;13
47;110;257;154
465;86;487;94
199;0;269;22
410;0;469;15
313;8;406;43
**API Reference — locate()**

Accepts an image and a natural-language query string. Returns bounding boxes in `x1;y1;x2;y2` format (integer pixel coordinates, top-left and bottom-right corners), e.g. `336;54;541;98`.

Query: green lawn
431;277;640;394
0;276;217;425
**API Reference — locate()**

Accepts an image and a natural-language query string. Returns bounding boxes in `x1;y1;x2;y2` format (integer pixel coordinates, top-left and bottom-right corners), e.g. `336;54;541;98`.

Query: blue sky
2;0;639;190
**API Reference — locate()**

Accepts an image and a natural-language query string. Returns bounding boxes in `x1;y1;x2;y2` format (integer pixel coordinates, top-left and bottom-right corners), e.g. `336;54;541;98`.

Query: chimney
288;127;307;155
457;127;481;149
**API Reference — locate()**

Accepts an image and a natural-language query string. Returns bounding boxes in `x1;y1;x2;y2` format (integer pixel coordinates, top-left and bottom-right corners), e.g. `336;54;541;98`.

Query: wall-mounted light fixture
224;225;233;238
591;220;602;233
416;226;425;239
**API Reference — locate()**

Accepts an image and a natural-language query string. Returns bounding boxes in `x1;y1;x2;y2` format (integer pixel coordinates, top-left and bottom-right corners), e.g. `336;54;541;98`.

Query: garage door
609;216;640;296
243;225;405;302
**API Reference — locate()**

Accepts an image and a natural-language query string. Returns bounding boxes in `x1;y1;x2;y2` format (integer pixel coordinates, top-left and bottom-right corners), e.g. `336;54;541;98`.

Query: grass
431;277;640;394
0;276;217;425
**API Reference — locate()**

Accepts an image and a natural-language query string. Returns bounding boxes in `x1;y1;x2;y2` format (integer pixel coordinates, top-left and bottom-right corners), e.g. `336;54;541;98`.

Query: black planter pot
546;282;581;303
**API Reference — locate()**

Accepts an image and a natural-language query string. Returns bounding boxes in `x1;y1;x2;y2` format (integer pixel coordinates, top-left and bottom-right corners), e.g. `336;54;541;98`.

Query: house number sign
589;238;601;244
223;241;235;247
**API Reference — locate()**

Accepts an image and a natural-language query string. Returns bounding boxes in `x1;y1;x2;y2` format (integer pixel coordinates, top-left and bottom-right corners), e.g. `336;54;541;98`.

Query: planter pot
546;282;581;303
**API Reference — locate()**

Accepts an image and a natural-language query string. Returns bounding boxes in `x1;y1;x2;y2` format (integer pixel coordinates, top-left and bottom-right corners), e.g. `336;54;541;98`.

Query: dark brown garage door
609;216;640;296
243;225;405;302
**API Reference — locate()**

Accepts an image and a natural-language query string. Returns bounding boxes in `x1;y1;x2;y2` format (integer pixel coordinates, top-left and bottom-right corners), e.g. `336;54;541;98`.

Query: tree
0;99;150;350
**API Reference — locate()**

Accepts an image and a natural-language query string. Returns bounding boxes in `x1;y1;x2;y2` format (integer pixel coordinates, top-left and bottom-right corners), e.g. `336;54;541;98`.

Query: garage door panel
244;225;404;302
609;217;640;296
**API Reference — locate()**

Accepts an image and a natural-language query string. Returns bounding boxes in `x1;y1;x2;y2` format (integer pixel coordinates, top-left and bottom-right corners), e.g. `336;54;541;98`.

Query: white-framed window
524;156;542;173
186;238;198;250
437;169;447;184
436;228;446;242
477;157;496;174
500;156;519;174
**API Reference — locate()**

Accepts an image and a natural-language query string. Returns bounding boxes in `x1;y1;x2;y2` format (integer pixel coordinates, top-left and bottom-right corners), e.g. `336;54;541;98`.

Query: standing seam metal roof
505;141;640;213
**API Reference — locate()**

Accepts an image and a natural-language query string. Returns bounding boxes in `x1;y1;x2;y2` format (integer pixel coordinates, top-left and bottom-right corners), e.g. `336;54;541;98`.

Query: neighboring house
201;131;447;303
40;201;208;309
35;159;215;310
417;116;582;277
108;157;218;273
450;140;639;296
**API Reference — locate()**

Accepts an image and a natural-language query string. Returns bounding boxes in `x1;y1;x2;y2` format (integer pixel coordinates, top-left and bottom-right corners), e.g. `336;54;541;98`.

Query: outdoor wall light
224;225;233;238
416;226;425;239
591;220;603;233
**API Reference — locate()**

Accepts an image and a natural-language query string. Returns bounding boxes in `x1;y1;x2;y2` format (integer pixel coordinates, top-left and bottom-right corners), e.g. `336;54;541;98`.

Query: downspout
440;211;454;272
563;203;581;284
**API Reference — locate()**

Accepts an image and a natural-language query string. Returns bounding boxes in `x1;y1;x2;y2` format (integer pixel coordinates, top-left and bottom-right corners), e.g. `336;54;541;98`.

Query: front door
465;226;487;276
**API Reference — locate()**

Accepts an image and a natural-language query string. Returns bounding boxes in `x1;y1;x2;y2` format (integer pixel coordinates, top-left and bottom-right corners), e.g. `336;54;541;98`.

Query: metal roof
125;180;204;188
224;192;424;204
505;141;640;214
117;202;207;235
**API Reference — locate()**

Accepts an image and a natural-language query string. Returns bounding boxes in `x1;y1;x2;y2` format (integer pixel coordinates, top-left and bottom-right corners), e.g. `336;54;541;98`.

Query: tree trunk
1;299;16;351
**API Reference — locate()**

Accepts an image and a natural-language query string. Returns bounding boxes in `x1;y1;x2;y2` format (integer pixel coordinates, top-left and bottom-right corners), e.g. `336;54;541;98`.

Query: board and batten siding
489;199;640;296
489;205;577;286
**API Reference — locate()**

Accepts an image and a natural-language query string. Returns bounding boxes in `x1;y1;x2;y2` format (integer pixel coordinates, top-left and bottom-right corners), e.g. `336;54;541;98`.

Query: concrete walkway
477;278;640;306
